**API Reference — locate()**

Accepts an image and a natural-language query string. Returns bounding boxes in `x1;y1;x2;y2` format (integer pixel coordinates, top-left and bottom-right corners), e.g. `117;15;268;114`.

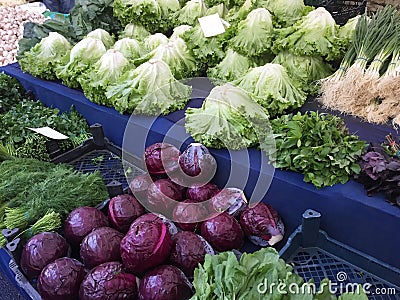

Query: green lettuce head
19;32;72;80
86;28;115;48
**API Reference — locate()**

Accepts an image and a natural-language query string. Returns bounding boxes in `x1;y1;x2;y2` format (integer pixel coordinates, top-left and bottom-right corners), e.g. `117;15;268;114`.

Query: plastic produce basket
50;123;143;190
305;0;367;25
279;209;400;299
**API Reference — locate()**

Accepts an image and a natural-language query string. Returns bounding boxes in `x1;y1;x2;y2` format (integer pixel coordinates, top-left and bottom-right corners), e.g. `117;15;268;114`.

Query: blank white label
28;127;69;140
198;14;226;38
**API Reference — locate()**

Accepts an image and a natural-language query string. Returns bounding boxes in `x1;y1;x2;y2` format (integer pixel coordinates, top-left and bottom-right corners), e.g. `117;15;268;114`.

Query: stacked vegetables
320;6;400;126
10;142;367;300
0;73;91;161
0;6;44;66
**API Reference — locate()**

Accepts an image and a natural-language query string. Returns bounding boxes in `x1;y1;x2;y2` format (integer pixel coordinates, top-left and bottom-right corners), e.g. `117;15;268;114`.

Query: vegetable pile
266;112;366;188
0;6;44;66
8;142;368;300
319;6;400;126
0;73;90;161
355;143;400;206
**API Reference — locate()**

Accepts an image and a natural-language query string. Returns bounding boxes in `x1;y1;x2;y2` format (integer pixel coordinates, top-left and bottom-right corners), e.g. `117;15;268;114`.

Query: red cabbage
146;178;183;214
20;232;69;279
240;203;285;246
129;173;154;201
178;143;217;184
209;188;248;217
139;265;193;300
172;199;208;231
169;231;214;278
79;261;138;300
144;143;180;175
108;194;145;233
80;227;124;268
64;207;109;247
200;212;244;251
37;257;85;300
130;213;178;236
186;183;220;202
121;220;173;275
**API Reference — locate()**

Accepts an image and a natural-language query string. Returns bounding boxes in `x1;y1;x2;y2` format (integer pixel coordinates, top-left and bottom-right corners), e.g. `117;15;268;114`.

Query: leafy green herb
191;247;368;300
265;112;367;188
0;73;27;112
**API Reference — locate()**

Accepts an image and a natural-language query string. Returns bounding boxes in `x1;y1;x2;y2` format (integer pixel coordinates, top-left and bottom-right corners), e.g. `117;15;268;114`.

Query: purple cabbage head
172;199;208;231
37;257;85;300
200;212;244;252
186;183;220;202
129;213;178;236
144;143;180;175
240;203;284;246
129;173;154;201
139;265;193;300
178;143;217;184
64;207;109;247
209;188;248;217
20;232;69;279
108;194;145;233
146;179;183;214
121;219;173;275
80;227;124;268
169;231;214;278
79;261;138;300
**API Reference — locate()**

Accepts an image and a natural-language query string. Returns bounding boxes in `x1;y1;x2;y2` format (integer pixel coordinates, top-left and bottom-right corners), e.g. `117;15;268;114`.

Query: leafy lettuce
207;48;254;82
56;37;107;88
106;59;192;115
230;8;275;58
144;33;169;51
235;63;307;116
79;49;130;106
173;0;208;26
86;29;115;48
113;38;143;60
272;51;333;94
185;83;270;149
19;32;72;80
261;0;313;26
119;23;151;40
135;37;197;79
273;7;343;61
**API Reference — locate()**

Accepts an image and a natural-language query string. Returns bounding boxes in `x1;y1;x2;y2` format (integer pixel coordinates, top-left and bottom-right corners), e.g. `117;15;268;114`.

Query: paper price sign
28;126;69;140
198;14;226;37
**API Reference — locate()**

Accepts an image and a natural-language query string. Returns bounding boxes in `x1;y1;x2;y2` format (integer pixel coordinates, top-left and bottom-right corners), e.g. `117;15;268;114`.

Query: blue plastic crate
279;209;400;299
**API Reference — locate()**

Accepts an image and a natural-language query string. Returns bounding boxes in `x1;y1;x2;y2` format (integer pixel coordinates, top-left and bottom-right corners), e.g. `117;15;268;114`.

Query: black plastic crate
50;123;144;190
305;0;366;25
279;209;400;299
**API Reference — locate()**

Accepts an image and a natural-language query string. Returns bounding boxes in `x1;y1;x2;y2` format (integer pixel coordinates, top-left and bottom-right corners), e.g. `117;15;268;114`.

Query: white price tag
28;127;69;140
198;14;226;38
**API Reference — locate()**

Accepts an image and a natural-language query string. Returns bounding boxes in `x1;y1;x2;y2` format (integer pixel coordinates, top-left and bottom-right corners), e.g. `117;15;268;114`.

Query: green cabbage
144;33;170;51
235;63;307;116
135;38;197;79
207;48;254;82
119;23;151;40
19;32;72;80
185;83;270;149
106;59;192;115
56;37;107;88
113;38;143;60
86;29;115;48
170;25;193;40
113;0;180;33
273;7;343;61
272;51;333;94
230;8;275;58
173;0;208;26
79;49;131;106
